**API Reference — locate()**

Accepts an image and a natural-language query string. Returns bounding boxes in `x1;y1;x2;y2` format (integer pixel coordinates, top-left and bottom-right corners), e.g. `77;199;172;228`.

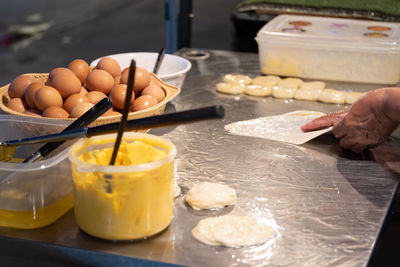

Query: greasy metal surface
0;49;399;267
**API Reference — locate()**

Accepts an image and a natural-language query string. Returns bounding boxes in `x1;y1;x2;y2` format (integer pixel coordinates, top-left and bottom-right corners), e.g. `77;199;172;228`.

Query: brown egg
68;59;90;84
86;91;108;104
25;82;43;108
8;75;37;98
114;75;121;86
86;69;114;94
102;110;121;117
51;74;82;99
48;67;75;81
120;67;151;93
96;57;121;78
63;93;89;113
43;106;70;118
110;84;135;110
6;98;28;113
120;67;129;84
80;87;88;95
141;84;165;103
34;86;63;111
130;95;158;112
70;102;94;118
23;109;42;117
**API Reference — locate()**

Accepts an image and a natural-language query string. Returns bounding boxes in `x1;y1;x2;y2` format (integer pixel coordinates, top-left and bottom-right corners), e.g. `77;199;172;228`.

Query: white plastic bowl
90;52;191;88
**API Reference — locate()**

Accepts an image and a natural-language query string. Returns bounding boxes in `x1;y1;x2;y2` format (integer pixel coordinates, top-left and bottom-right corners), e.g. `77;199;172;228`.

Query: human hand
301;108;349;132
332;89;398;153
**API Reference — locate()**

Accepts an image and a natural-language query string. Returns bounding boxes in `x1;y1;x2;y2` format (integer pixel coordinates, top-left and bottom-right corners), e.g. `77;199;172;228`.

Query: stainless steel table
0;49;399;267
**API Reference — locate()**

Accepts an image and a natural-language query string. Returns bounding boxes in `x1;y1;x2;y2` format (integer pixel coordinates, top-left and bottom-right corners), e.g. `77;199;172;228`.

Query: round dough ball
8;75;36;98
192;214;275;247
185;182;237;210
223;74;252;85
85;69;114;94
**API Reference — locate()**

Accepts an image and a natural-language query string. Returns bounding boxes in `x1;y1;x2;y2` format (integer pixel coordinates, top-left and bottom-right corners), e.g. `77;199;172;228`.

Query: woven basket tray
0;73;180;128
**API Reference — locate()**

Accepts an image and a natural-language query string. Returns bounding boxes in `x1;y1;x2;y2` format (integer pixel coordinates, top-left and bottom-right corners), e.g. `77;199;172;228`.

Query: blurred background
0;0;241;85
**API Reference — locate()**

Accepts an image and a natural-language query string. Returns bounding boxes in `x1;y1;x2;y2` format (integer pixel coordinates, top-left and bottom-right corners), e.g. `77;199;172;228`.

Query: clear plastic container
0;115;73;229
68;132;176;241
256;15;400;84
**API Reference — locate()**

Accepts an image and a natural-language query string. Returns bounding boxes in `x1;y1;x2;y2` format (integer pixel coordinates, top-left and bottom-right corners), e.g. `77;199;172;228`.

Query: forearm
382;87;400;124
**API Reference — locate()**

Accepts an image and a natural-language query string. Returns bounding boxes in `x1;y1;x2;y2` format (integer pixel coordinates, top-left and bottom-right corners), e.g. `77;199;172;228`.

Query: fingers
332;119;346;138
301;108;349;132
301;117;333;132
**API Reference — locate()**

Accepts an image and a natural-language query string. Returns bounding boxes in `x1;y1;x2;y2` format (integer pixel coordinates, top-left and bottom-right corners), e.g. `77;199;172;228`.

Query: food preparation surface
0;49;399;266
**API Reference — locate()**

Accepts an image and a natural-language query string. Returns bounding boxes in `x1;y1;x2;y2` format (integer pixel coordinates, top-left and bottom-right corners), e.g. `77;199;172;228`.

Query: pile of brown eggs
5;57;166;118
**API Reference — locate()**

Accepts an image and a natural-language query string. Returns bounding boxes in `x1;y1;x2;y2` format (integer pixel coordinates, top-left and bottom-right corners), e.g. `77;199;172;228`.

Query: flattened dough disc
192;214;276;247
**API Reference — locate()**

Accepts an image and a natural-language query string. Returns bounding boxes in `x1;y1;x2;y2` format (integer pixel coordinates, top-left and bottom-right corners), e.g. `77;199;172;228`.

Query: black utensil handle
87;105;224;137
23;97;112;162
2;105;224;146
153;48;166;74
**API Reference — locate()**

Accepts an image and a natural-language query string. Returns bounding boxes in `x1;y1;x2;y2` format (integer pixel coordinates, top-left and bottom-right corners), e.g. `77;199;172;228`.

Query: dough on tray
294;81;326;101
216;82;245;95
245;84;272;96
252;75;280;87
185;182;237;210
245;75;280;96
272;77;303;99
192;214;275;247
223;74;252;85
345;91;366;104
299;81;325;91
318;89;346;104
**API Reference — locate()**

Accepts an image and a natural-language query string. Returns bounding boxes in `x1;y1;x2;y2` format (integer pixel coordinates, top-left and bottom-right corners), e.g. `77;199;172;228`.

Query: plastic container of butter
0;115;73;229
256;15;400;84
69;132;176;241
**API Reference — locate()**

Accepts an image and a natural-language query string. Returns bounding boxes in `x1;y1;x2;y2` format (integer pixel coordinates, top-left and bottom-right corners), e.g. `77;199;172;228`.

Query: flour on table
192;214;275;247
185;182;237;210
